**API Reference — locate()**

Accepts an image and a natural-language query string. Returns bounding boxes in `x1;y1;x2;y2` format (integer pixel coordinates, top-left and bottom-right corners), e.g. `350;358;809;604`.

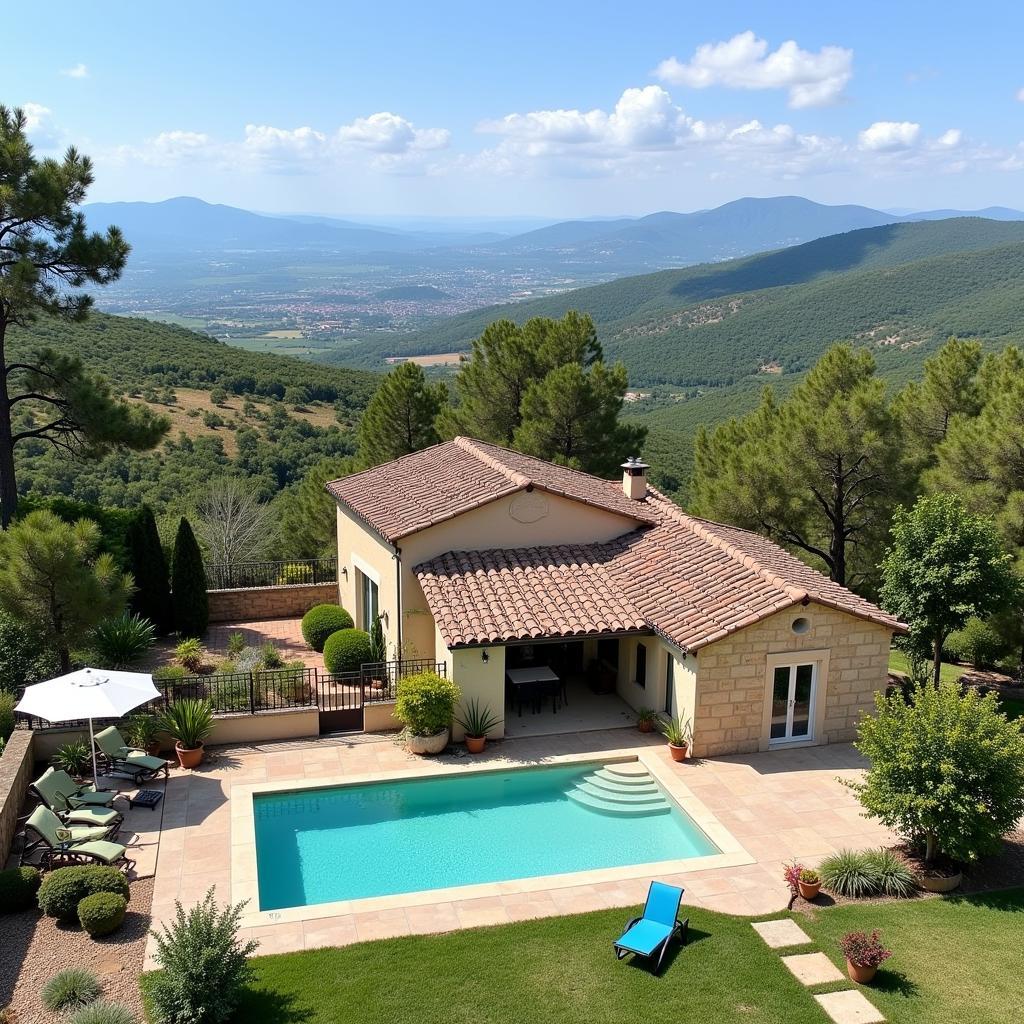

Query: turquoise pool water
254;763;718;911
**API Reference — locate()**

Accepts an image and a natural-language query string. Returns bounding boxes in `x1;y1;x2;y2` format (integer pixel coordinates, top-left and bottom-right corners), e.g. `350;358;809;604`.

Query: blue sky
5;0;1023;217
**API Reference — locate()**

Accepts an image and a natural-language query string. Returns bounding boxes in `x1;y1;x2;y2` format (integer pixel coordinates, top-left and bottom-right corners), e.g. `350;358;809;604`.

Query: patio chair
30;768;124;832
21;806;134;872
93;726;169;781
613;881;688;974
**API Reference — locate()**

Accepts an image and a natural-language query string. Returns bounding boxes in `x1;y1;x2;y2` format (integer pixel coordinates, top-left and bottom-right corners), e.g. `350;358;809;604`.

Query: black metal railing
204;557;337;590
318;658;447;707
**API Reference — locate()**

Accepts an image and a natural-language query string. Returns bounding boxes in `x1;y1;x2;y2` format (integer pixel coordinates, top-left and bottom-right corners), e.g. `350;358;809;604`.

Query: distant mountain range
83;195;1024;273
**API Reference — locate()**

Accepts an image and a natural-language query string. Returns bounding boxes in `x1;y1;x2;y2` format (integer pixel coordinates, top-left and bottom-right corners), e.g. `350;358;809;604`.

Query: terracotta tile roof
414;484;905;650
325;437;656;541
415;546;650;647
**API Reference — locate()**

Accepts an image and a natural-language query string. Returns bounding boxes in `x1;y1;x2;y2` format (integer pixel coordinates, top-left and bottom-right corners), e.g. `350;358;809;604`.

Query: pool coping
230;747;753;930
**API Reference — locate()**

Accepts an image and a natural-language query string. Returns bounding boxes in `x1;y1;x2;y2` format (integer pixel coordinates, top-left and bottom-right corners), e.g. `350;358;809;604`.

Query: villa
327;437;904;756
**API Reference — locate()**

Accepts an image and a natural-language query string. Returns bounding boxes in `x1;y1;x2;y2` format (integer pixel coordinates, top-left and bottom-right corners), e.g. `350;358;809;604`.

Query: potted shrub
660;715;692;762
454;699;502;753
124;713;162;756
159;698;214;769
797;868;821;901
839;929;891;984
636;708;658;733
51;740;91;780
394;671;461;755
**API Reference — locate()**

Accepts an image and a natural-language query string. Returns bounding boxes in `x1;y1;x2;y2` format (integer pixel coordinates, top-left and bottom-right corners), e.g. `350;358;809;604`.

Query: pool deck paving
145;729;894;965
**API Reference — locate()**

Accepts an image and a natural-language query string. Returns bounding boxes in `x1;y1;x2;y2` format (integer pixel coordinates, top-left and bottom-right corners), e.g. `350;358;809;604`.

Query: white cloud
242;124;327;170
935;128;962;148
21;102;63;149
655;31;853;108
60;63;89;79
336;112;449;154
858;121;921;151
1017;87;1024;102
479;86;705;155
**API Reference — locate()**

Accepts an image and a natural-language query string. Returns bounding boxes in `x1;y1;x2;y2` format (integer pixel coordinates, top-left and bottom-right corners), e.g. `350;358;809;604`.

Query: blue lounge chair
613;881;688;974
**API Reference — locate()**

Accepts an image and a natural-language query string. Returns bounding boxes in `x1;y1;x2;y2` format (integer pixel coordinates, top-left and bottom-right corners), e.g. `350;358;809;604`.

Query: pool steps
565;764;672;816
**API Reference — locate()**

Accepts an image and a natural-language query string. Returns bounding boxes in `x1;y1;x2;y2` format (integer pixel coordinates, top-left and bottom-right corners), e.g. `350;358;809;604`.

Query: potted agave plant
636;708;659;733
660;715;692;762
454;699;503;754
159;698;215;769
839;929;892;984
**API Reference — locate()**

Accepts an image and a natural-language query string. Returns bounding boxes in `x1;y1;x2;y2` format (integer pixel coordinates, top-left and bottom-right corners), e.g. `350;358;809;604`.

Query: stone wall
207;582;338;623
0;730;35;865
692;604;893;758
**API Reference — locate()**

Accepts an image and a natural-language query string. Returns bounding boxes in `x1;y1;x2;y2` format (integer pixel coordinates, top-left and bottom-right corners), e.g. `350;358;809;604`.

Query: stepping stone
781;951;846;985
752;919;813;948
814;990;886;1023
95;957;124;976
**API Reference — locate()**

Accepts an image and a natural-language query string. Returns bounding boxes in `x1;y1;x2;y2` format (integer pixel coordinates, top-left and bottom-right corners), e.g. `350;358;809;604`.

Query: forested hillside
345;218;1024;373
7;313;378;517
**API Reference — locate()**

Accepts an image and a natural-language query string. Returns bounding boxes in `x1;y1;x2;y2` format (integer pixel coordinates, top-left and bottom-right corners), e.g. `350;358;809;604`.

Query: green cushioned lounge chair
22;806;134;872
31;769;124;831
613;882;688;974
94;726;169;781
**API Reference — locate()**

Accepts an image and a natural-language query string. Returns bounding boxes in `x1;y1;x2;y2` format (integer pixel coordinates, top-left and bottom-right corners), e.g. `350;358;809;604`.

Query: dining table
505;665;562;716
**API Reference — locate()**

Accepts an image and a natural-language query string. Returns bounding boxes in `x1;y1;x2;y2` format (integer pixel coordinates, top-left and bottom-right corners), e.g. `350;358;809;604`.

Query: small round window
791;616;811;635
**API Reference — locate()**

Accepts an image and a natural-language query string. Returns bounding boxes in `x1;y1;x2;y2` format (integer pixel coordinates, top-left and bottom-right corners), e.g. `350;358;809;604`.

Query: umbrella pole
88;717;101;792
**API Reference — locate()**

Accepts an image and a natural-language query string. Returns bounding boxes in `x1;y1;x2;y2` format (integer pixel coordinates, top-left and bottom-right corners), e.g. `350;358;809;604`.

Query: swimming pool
253;762;719;911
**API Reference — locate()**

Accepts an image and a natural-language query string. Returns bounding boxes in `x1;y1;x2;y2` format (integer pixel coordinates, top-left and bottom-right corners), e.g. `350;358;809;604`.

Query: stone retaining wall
207;582;338;623
0;730;35;865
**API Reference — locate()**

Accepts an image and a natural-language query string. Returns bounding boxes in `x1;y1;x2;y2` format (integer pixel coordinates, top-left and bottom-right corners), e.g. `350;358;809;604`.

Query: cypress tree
126;505;173;634
171;517;208;638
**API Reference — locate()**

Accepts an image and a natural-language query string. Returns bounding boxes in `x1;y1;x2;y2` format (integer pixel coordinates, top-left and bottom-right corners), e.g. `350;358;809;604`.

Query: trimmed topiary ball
301;604;354;652
0;865;41;913
37;865;130;920
78;890;128;937
41;967;102;1011
323;628;373;673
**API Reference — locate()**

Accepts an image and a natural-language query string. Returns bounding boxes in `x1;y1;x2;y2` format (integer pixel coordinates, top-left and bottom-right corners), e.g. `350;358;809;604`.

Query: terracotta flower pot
465;735;487;754
175;742;204;769
668;742;689;762
406;729;449;755
917;870;962;893
798;879;821;901
638;720;654;733
146;742;161;757
846;960;877;984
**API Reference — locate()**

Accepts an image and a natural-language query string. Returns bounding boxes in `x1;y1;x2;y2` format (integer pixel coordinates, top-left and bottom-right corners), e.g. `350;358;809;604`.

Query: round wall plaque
508;492;549;524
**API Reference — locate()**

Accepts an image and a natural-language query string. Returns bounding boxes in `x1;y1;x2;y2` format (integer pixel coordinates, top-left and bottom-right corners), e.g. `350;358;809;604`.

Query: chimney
621;456;649;501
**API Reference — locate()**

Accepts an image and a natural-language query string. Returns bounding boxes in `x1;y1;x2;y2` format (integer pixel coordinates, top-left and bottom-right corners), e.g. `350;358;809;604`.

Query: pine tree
513;361;646;476
0;106;169;527
691;344;910;588
357;362;446;467
171;517;208;639
126;505;173;634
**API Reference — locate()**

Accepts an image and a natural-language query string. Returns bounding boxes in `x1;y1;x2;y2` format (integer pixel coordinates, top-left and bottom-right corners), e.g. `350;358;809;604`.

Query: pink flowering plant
839;930;892;969
783;862;805;894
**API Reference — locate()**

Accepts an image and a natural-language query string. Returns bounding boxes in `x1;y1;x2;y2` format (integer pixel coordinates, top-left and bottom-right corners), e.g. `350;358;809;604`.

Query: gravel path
1;877;153;1024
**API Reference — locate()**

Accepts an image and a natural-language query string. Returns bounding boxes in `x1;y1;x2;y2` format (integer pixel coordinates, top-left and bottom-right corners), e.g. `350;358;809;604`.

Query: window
664;652;674;715
635;642;647;688
359;570;379;630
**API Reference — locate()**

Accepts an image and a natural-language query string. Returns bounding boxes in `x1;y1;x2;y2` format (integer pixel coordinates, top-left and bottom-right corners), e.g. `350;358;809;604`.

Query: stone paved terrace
145;732;893;962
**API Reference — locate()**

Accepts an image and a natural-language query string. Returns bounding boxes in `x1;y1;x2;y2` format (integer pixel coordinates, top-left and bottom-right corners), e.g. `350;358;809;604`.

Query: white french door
769;662;816;744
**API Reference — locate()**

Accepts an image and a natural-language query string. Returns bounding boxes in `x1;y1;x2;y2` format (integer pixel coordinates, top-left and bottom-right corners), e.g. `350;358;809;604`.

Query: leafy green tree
692;345;908;587
171;517;208;638
441;311;600;444
514;361;647;475
125;505;173;634
356;362;445;467
880;493;1019;683
272;456;356;559
0;106;169;527
851;682;1024;863
0;509;131;671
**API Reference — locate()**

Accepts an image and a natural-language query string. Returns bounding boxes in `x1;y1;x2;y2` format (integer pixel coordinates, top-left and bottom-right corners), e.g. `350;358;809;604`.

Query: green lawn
799;889;1024;1024
230;891;1024;1024
888;649;965;685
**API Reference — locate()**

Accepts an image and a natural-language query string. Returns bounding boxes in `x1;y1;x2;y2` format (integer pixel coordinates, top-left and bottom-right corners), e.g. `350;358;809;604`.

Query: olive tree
850;682;1024;863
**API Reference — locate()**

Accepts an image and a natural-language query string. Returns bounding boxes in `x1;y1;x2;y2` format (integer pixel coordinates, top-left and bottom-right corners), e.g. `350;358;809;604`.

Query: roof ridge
454;436;532;488
649;490;809;603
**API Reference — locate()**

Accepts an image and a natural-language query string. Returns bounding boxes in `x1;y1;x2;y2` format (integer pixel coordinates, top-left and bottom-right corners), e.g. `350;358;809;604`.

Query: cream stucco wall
691;603;893;758
336;489;643;663
449;644;507;740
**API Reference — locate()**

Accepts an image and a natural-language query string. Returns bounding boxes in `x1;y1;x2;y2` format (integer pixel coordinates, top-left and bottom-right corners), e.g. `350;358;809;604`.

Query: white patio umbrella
16;667;161;790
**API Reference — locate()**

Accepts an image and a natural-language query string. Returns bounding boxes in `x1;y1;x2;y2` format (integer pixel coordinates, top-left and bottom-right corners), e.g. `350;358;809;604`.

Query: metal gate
315;660;448;733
